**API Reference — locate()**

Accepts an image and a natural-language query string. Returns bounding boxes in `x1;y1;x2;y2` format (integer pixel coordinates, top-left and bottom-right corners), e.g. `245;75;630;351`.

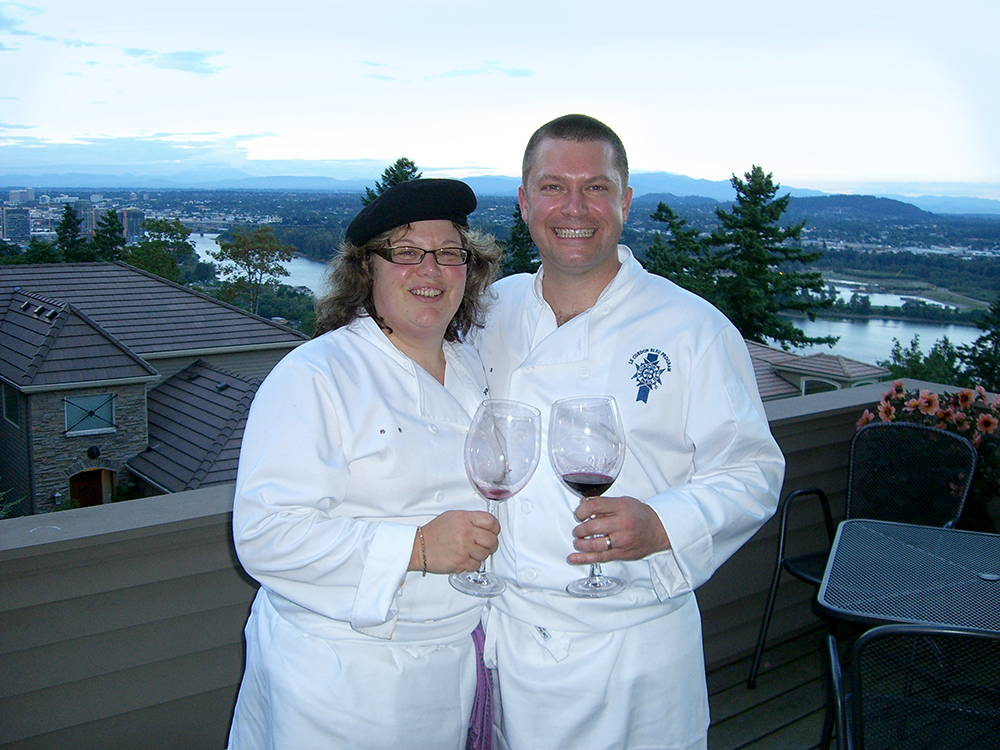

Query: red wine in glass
549;396;628;598
560;472;615;497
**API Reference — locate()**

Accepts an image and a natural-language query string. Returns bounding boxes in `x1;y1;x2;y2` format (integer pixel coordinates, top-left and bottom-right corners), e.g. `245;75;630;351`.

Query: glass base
566;575;627;598
449;571;506;598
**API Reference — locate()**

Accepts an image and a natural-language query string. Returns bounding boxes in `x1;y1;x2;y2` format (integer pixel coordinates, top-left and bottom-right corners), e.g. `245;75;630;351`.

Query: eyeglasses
373;246;469;266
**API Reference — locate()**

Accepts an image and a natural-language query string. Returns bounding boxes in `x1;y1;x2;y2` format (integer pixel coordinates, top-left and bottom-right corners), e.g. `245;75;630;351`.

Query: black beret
345;178;477;246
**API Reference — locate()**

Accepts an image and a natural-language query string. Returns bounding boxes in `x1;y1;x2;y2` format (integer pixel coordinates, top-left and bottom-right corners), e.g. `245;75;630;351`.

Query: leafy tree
92;209;126;261
56;203;93;262
0;238;19;259
644;203;715;298
361;157;422;206
502;203;539;277
877;335;965;387
959;294;1000;392
703;166;836;350
120;218;196;282
211;225;294;315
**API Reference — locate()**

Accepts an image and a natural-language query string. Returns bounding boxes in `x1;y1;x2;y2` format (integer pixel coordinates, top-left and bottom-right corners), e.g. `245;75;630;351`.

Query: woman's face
370;219;467;353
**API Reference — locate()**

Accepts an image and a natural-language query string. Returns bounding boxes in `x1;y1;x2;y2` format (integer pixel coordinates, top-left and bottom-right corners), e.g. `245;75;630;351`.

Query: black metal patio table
817;518;1000;631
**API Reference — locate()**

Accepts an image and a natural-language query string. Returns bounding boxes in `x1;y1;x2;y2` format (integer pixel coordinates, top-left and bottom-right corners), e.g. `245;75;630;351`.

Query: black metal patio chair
747;421;977;690
826;624;1000;750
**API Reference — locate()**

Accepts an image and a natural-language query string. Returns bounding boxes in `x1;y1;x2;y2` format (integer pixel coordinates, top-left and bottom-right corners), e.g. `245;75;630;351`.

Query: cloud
0;120;33;129
0;2;41;36
438;61;533;79
123;47;222;76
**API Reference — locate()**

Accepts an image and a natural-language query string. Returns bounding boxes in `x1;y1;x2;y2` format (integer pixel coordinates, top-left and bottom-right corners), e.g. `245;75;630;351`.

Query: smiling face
518;137;633;284
369;219;467;357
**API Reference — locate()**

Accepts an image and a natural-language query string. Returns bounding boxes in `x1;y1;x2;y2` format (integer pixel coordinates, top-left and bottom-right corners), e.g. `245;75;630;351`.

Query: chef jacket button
521;501;533;514
524;570;538;581
579;366;590;378
427;424;438;435
599;304;610;314
434;491;444;502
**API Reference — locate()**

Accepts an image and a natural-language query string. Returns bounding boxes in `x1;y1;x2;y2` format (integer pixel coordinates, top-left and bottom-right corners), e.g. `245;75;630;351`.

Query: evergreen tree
704;166;835;350
501;203;539;277
361;157;422;206
23;236;62;264
211;225;293;315
959;294;1000;391
644;203;714;298
92;209;126;261
56;203;93;262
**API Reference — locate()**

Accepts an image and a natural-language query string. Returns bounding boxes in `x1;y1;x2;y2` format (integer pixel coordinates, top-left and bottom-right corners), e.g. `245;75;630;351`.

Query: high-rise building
73;200;95;237
119;208;145;242
2;208;30;245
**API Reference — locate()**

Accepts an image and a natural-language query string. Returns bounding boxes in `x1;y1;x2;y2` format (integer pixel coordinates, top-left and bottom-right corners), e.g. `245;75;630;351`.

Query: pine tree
92;209;126;262
501;203;539;277
361;157;422;206
56;204;93;262
705;166;835;350
644;203;714;298
959;294;1000;391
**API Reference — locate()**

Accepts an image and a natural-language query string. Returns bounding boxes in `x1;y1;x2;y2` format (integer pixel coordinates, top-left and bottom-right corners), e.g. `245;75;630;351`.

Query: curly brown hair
314;223;502;341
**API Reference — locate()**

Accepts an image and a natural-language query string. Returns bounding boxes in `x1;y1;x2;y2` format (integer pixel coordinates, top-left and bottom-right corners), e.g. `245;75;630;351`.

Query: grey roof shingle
0;262;308;359
0;287;157;388
126;360;260;492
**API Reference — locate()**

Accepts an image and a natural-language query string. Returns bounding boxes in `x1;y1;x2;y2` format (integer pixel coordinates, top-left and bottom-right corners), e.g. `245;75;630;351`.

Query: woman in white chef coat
228;179;503;750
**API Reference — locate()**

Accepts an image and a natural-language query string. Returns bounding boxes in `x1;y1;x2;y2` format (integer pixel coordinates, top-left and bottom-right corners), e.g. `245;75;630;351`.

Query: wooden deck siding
1;381;911;749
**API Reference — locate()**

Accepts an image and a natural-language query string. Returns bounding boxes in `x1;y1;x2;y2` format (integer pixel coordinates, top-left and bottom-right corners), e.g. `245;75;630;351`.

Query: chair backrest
846;421;977;528
850;624;1000;750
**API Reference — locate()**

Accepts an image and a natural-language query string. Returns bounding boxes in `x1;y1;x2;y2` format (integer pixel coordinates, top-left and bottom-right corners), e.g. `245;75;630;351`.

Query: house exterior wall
0;385;31;517
29;384;148;513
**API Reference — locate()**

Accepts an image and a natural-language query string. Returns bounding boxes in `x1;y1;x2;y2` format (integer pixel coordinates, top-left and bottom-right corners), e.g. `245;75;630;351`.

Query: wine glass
450;399;541;597
549;395;628;598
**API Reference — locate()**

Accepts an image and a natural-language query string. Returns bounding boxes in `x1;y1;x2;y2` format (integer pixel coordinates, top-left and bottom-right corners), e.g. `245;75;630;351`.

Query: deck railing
1;381;902;750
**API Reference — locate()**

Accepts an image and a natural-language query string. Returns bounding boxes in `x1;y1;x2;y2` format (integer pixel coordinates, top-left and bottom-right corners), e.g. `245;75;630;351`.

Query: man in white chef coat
477;114;786;750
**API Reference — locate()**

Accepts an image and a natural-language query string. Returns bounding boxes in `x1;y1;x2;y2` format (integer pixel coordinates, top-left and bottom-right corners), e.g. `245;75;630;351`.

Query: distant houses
0;262;307;515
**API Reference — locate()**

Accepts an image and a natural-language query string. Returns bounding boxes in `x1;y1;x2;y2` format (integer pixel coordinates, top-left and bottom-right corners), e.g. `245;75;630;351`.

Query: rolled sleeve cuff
647;495;714;599
350;521;414;637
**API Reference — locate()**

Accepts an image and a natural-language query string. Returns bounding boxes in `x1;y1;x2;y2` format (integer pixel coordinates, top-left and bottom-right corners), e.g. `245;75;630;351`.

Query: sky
1;0;998;198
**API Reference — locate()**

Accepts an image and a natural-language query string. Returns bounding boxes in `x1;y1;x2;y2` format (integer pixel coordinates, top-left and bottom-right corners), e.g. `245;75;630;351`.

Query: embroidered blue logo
629;348;670;403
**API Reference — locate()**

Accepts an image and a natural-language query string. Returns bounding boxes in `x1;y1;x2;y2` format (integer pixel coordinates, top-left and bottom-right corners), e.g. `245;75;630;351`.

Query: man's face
518;137;632;280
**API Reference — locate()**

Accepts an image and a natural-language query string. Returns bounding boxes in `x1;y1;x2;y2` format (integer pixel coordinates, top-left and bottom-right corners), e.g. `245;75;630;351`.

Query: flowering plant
858;380;1000;532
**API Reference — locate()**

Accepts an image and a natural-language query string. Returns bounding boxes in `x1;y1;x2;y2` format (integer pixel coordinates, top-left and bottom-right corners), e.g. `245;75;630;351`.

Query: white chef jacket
477;246;785;750
228;315;491;750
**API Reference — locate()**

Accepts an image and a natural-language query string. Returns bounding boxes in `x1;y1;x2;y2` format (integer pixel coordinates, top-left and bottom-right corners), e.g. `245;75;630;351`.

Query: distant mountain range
3;170;999;216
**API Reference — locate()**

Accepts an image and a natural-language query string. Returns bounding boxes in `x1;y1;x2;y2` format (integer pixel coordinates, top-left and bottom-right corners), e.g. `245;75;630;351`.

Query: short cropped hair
521;114;629;189
314;223;502;342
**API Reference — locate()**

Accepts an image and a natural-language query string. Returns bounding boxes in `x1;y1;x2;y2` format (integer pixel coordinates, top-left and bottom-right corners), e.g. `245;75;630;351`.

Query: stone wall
29;384;148;513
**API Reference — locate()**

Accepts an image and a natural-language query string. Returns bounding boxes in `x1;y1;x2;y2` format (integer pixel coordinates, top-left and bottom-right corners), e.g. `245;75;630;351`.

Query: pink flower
992;394;1000;411
903;397;920;413
878;401;896;421
977;385;988;401
857;409;875;429
954;412;972;431
917;390;940;416
977;413;999;435
957;389;975;409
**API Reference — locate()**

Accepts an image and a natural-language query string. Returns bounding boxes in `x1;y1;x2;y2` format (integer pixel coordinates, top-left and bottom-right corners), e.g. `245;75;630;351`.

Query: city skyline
1;1;998;200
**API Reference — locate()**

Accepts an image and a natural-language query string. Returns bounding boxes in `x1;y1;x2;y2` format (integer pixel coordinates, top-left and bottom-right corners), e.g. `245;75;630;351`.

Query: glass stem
471;498;500;582
589;563;604;580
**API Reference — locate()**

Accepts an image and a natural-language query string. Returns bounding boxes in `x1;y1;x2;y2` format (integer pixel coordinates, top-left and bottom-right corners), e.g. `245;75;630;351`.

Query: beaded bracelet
417;526;428;577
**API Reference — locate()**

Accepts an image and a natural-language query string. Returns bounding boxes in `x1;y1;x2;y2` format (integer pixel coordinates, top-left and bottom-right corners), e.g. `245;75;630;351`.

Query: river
191;234;982;366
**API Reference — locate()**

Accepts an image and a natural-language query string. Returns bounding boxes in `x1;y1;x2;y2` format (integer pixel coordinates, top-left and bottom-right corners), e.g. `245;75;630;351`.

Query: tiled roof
744;340;890;400
0;262;308;359
126;360;260;492
0;287;157;389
